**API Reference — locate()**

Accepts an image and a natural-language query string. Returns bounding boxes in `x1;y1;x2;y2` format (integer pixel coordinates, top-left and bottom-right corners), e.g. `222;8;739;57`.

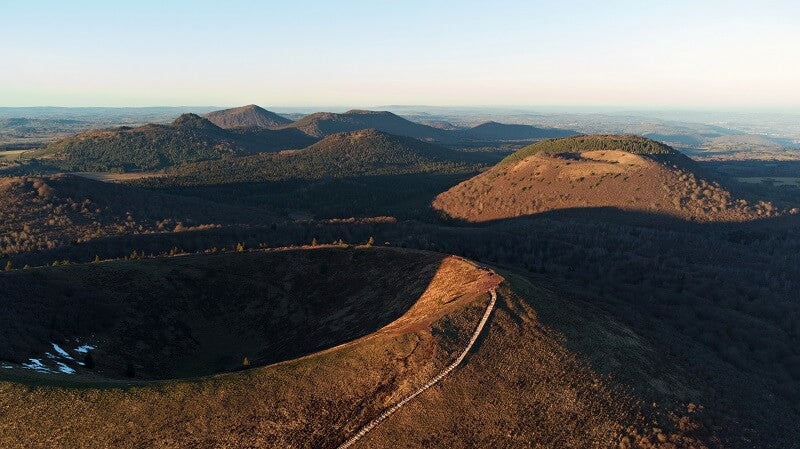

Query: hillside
26;114;315;171
458;121;577;141
283;110;574;143
0;174;267;257
433;134;778;222
204;104;292;129
499;134;678;164
16;110;577;172
0;247;711;448
283;109;451;141
135;130;485;218
153;129;483;185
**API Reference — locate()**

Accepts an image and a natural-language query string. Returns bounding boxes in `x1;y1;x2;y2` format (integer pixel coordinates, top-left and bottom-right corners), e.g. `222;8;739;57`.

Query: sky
1;0;799;109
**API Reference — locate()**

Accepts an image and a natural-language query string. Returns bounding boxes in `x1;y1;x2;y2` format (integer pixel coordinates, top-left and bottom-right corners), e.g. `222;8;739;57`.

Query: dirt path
336;288;498;449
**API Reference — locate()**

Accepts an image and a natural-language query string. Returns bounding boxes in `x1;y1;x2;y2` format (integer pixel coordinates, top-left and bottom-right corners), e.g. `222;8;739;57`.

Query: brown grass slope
204;104;292;129
0;248;465;380
0;174;266;257
433;135;778;223
0;247;710;448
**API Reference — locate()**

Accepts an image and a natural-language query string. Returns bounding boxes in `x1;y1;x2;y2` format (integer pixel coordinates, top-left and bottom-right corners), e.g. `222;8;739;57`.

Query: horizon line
2;104;800;113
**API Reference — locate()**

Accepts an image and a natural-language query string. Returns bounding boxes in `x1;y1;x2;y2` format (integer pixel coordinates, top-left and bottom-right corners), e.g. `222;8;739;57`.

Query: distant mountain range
24;105;577;172
137;129;487;219
27;113;315;171
204;104;292;129
457;121;575;141
278;109;575;143
281;110;451;141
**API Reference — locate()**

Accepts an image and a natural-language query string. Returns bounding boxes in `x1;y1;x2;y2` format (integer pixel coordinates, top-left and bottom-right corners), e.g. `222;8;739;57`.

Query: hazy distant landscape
3;1;800;448
1;103;799;449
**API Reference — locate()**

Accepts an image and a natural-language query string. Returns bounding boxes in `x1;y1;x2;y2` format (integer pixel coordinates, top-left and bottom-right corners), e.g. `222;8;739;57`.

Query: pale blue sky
1;0;798;108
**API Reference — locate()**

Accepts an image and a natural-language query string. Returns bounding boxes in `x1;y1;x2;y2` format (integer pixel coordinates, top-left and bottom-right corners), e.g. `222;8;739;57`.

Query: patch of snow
51;343;74;360
55;362;76;375
22;358;54;373
1;364;13;369
75;344;95;353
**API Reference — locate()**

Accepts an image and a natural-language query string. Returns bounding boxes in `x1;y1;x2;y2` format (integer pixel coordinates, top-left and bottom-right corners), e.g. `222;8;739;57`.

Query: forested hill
0;174;269;256
204;104;292;129
281;110;451;141
500;134;680;166
280;109;577;143
146;129;485;186
27;113;316;171
19;108;580;173
456;121;577;141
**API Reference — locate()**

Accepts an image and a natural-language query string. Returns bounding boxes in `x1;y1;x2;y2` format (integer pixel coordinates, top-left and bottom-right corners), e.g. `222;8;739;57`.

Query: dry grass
0;248;713;448
0;149;27;161
358;273;710;449
0;248;504;448
433;150;777;223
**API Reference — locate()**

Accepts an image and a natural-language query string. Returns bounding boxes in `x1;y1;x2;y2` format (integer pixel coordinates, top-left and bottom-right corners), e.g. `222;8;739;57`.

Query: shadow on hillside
700;159;800;178
0;247;447;382
439;205;800;232
151;172;478;220
700;159;800;207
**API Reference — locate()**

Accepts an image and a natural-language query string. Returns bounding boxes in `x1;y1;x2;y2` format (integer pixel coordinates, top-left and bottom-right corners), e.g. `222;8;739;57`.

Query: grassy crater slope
434;134;778;223
0;247;709;448
0;247;494;380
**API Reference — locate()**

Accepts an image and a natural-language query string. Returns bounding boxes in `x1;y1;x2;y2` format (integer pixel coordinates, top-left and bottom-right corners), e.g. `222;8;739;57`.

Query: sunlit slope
433;135;778;222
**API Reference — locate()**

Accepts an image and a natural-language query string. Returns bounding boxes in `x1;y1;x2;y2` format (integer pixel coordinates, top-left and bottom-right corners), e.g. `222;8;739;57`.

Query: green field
0;150;27;162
